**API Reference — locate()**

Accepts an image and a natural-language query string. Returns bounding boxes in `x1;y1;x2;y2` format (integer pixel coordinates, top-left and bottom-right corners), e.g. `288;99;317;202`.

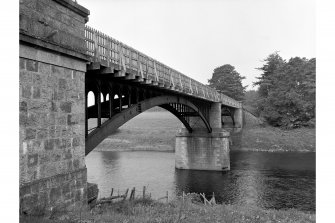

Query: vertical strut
128;86;132;108
142;89;146;100
136;87;139;104
97;91;101;127
109;84;113;119
118;85;122;112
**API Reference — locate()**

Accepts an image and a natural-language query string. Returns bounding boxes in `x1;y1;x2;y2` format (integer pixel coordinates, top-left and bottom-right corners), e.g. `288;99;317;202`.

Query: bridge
84;26;243;156
19;0;243;214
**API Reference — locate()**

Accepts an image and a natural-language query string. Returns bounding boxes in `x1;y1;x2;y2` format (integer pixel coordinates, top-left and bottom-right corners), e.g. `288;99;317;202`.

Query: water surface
86;150;315;212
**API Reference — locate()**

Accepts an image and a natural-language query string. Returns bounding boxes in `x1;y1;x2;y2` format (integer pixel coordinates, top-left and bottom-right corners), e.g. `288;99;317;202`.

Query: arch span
85;95;212;155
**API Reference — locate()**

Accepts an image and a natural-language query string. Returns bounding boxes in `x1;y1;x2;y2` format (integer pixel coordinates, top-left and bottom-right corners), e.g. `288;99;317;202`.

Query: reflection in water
86;151;315;212
86;151;176;199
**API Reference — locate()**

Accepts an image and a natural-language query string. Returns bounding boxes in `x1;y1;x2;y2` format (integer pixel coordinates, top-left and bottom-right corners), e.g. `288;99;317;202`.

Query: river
86;111;315;212
86;150;315;212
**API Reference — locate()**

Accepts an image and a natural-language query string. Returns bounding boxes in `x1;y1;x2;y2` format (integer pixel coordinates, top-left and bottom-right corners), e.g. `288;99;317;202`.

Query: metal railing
84;26;242;108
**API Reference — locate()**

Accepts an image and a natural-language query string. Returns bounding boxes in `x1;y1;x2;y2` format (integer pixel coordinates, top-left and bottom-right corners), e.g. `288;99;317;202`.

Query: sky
78;0;315;90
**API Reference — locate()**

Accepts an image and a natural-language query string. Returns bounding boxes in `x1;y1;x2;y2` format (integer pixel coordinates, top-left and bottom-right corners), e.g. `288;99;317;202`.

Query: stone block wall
175;128;230;171
19;0;89;214
19;48;87;213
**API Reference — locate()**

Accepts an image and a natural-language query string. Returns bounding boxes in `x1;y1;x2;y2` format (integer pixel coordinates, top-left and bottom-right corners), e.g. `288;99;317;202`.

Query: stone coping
53;0;90;20
20;33;89;62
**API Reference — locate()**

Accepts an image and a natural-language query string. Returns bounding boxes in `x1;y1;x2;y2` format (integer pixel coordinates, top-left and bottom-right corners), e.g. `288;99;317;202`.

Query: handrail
84;25;242;108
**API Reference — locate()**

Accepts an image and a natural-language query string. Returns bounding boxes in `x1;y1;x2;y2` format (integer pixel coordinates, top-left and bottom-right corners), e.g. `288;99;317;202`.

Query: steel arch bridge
84;26;243;155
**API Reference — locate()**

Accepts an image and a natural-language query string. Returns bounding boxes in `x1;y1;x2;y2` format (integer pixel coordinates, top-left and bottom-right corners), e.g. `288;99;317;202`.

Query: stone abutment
19;0;89;214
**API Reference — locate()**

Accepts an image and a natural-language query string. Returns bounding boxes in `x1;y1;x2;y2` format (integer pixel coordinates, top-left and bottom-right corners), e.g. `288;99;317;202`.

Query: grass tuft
20;197;316;223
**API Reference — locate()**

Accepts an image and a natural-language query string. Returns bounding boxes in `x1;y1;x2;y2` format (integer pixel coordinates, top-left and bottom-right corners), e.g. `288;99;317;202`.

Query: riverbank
231;126;315;152
20;196;316;223
91;111;315;153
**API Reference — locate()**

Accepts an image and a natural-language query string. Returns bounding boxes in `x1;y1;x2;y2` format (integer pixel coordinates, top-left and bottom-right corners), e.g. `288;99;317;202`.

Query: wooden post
166;191;168;202
93;29;100;61
123;188;129;201
130;187;135;200
106;36;111;67
143;186;146;198
211;192;216;205
110;188;114;197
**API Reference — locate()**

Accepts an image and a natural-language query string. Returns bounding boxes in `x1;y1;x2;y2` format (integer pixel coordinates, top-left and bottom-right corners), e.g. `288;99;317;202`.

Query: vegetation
254;52;316;128
243;90;260;116
20;195;315;223
231;126;315;152
208;64;246;101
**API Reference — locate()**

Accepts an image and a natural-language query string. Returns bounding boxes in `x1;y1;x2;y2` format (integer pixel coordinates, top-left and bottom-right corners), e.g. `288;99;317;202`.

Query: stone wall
19;0;89;214
19;51;86;213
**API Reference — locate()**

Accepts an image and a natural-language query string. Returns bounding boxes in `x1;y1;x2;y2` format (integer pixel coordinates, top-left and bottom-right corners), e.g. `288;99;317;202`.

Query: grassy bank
20;196;316;223
231;126;315;152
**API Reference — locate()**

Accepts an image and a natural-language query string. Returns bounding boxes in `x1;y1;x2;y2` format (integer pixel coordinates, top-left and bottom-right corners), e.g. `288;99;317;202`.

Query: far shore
90;110;315;154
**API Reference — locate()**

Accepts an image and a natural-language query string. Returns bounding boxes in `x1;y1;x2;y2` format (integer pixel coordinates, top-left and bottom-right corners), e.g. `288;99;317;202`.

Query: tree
254;52;285;98
254;52;316;128
244;90;260;116
208;64;246;101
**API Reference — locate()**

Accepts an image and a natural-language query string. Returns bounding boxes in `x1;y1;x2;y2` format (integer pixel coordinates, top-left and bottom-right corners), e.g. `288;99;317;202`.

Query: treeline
253;53;315;128
209;52;316;129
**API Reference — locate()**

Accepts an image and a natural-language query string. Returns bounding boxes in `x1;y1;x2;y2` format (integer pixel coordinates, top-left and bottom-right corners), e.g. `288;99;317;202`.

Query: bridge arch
85;95;211;155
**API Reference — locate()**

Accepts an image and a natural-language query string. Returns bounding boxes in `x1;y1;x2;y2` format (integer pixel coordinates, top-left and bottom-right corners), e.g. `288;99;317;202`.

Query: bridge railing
84;26;242;108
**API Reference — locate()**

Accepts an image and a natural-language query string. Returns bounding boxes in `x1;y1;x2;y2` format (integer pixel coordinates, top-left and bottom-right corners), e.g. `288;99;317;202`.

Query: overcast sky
79;0;315;90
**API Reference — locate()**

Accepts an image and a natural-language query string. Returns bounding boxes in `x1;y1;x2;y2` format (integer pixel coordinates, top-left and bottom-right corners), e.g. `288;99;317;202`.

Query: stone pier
175;102;231;171
233;107;244;128
19;0;89;214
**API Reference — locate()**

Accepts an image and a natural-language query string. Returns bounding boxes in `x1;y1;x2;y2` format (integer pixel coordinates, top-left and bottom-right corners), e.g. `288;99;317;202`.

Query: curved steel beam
159;104;193;133
85;95;211;155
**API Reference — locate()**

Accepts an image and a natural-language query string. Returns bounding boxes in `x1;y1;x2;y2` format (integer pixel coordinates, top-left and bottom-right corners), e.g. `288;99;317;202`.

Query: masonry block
175;128;230;171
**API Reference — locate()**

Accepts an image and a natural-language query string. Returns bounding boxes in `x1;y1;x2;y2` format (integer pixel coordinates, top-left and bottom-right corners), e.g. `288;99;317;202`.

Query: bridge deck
84;26;242;108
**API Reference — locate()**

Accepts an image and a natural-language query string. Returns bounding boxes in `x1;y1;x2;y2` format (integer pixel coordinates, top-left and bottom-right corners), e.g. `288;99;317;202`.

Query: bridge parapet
84;26;242;108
